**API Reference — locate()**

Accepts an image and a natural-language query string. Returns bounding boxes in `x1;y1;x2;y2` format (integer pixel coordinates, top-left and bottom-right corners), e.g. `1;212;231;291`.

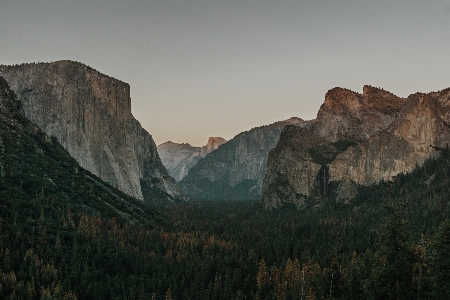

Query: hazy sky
1;1;450;146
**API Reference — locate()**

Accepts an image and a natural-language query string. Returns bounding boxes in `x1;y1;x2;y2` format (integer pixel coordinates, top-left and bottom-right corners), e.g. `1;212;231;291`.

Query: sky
1;0;450;146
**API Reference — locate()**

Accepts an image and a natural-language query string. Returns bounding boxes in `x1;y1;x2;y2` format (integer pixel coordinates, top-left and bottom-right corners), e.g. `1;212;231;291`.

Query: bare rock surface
157;137;226;181
179;117;313;200
262;86;450;209
200;137;226;157
0;61;185;202
313;86;406;142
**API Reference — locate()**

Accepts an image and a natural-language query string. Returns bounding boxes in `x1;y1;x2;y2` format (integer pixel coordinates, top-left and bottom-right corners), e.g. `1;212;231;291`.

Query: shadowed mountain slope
0;61;184;203
179;117;312;200
0;76;163;225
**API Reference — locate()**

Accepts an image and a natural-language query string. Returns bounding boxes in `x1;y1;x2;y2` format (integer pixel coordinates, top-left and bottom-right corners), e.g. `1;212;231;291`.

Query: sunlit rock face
200;137;227;157
179;117;313;200
313;86;406;142
157;137;226;182
0;61;185;202
262;86;450;209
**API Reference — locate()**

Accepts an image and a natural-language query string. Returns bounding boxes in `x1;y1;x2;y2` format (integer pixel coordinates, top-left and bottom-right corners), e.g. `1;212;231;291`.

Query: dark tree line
2;112;450;299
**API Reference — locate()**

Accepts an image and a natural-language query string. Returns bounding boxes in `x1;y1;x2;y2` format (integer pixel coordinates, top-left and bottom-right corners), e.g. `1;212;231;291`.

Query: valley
1;62;450;299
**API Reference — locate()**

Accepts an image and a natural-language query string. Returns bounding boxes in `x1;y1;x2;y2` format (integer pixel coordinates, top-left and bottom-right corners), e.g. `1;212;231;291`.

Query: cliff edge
0;61;185;202
262;86;450;209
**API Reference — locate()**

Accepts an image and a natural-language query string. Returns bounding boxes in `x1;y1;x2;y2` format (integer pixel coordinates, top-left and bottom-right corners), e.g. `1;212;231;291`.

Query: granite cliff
157;137;226;181
0;75;160;224
179;117;312;200
0;61;184;202
262;85;450;209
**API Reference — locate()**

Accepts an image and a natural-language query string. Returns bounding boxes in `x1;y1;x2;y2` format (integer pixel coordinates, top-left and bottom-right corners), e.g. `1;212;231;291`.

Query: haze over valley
3;0;450;146
2;1;450;299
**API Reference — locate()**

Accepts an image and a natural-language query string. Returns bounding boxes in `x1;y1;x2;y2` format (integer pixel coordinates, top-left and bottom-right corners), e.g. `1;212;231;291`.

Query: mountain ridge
179;117;313;200
262;85;450;209
157;137;226;181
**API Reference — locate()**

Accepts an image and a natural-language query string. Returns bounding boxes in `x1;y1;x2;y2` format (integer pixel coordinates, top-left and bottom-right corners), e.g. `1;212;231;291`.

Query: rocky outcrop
157;137;226;182
0;61;185;202
262;86;450;209
179;117;313;200
312;86;406;142
200;137;226;157
157;142;201;181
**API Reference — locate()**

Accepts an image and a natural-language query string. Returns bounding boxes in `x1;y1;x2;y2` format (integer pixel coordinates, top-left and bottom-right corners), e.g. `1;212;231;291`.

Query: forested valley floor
2;132;450;299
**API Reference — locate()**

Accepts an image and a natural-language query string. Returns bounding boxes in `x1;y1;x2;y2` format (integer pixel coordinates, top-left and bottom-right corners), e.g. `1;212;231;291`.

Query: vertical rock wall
261;86;450;209
0;61;184;202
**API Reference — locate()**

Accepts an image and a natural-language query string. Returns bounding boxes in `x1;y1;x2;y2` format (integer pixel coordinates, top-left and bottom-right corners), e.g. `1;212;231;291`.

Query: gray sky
1;0;450;146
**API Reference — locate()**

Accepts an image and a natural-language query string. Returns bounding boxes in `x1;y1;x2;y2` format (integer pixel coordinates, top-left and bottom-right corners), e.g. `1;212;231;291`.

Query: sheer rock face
261;126;324;208
313;86;406;142
157;137;226;182
179;117;313;200
0;61;184;202
200;137;226;157
157;142;201;182
0;77;22;116
262;86;450;209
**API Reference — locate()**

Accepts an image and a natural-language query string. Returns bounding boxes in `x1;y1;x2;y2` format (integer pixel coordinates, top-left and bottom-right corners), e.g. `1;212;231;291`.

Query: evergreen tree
344;252;365;300
431;219;450;299
368;203;415;300
256;259;271;300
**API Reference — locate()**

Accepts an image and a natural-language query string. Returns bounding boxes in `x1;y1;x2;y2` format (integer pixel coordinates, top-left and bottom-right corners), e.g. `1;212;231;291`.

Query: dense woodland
1;101;450;299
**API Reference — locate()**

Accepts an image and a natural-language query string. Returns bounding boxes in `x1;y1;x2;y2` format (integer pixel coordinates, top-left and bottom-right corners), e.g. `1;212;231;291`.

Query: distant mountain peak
157;137;226;182
284;117;309;125
201;137;226;156
179;118;313;200
285;116;304;122
158;141;194;148
208;136;226;143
